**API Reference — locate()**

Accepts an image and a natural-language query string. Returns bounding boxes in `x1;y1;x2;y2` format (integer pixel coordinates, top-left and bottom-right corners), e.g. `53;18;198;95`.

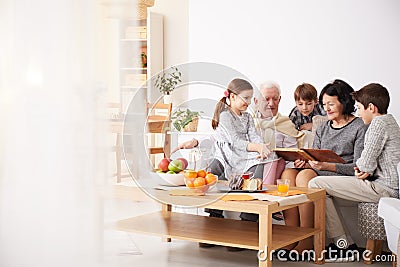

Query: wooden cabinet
118;12;163;113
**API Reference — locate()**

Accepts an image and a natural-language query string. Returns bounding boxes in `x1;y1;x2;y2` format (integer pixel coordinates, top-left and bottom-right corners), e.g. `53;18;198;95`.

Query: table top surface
148;186;325;214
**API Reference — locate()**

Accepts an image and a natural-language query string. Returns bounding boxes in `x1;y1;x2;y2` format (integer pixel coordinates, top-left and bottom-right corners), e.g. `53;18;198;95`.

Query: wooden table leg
258;209;272;267
162;203;172;242
313;195;326;264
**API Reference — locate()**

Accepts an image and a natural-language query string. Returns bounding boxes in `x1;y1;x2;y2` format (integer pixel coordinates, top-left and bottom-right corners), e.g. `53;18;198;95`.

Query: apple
158;158;171;172
168;159;183;173
167;170;175;174
176;157;188;170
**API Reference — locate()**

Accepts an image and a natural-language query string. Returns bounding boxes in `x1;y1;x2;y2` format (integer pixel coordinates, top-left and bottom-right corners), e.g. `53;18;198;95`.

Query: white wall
188;0;400;118
149;0;189;105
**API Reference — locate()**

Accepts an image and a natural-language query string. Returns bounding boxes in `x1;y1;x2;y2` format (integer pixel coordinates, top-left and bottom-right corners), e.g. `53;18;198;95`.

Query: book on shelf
125;26;147;39
273;148;346;163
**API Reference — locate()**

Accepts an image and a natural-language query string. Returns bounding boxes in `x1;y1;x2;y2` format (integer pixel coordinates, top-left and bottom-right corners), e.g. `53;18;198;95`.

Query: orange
205;173;217;185
193;177;206;188
184;170;197;179
186;179;195;188
197;169;206;178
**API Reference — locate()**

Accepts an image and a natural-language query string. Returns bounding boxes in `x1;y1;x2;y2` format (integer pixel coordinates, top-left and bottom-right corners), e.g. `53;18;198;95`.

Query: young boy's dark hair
351;83;390;114
294;83;318;101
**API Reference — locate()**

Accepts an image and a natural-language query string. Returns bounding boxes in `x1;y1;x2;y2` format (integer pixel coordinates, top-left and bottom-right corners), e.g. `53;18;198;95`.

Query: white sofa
378;163;400;258
378;198;400;256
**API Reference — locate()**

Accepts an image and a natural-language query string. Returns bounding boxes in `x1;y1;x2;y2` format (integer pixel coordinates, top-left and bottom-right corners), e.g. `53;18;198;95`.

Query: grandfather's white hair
254;80;281;100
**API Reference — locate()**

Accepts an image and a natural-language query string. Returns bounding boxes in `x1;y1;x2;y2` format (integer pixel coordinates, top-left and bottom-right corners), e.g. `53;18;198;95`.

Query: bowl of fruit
155;158;188;186
184;169;218;193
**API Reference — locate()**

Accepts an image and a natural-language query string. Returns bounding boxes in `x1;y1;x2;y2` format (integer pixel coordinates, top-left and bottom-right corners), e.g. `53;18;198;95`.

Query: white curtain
0;0;138;266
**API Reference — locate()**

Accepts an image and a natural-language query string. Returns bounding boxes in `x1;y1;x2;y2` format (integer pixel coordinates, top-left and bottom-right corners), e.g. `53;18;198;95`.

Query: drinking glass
277;179;290;195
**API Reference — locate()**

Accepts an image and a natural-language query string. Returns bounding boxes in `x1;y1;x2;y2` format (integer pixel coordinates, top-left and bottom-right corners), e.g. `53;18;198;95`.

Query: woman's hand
171;138;199;154
308;161;324;170
308;161;336;172
354;166;370;180
294;159;309;168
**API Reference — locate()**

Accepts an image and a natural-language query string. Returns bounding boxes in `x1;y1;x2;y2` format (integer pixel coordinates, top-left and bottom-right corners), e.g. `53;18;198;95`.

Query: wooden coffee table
116;186;326;267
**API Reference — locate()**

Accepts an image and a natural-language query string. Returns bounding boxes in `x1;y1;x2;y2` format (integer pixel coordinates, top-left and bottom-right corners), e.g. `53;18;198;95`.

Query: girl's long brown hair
212;78;253;129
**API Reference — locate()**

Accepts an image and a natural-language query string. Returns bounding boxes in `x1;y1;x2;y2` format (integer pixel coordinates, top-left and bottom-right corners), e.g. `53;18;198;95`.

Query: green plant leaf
173;121;181;131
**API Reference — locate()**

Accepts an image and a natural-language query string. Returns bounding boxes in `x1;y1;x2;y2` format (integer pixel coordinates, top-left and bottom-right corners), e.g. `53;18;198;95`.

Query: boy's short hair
351;83;390;114
294;83;317;101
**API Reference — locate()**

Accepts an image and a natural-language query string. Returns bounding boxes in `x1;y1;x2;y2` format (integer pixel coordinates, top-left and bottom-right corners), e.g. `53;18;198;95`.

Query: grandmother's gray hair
254;81;281;100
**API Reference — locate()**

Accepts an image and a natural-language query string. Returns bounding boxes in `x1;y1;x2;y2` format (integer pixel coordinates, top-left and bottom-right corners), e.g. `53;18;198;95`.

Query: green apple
168;160;183;173
166;170;175;174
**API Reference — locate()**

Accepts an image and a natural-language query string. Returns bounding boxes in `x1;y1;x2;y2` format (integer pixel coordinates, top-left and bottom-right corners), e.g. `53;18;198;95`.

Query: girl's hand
294;159;307;168
354;166;370;180
171;138;198;154
257;143;271;159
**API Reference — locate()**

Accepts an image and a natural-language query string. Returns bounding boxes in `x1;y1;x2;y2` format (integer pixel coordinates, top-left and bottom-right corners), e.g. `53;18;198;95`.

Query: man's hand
354;166;370;180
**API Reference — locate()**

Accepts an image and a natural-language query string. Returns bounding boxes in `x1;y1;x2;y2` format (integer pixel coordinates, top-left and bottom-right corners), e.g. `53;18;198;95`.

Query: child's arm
219;112;270;158
217;112;249;151
288;106;301;130
354;166;370;180
247;113;263;143
299;104;326;131
299;123;313;131
247;143;270;159
172;138;199;154
356;119;387;174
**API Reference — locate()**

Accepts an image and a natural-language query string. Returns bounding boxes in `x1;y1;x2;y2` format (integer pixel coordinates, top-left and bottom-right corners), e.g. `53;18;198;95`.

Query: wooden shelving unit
117;12;163;113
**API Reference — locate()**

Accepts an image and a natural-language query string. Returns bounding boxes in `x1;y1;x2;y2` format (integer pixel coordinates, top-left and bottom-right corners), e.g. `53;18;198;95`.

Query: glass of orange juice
277;179;290;195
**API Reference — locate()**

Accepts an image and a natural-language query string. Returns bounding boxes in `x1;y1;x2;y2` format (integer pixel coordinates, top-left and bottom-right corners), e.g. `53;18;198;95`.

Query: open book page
302;148;345;163
273;148;315;162
273;148;345;163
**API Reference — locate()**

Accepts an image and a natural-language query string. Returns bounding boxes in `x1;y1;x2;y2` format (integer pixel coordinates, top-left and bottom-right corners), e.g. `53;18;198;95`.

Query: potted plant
154;66;182;103
172;108;203;132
